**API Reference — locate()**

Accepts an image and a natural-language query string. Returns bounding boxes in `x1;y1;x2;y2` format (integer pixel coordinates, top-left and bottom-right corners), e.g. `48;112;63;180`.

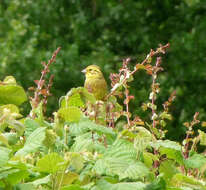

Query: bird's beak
81;68;86;74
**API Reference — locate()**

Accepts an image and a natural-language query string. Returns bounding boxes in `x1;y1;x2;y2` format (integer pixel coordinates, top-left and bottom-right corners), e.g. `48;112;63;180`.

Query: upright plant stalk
30;47;61;118
107;43;170;99
151;57;162;129
125;88;131;127
108;44;169;128
183;112;200;159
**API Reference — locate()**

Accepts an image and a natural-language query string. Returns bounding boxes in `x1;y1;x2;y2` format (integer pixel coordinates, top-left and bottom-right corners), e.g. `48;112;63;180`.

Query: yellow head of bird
82;65;104;79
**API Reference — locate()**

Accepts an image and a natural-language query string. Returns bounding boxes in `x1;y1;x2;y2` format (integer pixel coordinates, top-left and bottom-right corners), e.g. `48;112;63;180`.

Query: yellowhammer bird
82;65;107;100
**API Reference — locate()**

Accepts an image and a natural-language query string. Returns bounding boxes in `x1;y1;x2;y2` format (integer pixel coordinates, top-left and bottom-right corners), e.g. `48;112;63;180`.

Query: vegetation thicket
0;44;206;190
1;1;206;140
1;1;206;188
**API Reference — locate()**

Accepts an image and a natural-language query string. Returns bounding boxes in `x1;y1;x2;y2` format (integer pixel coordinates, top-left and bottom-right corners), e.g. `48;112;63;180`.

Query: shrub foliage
0;45;206;190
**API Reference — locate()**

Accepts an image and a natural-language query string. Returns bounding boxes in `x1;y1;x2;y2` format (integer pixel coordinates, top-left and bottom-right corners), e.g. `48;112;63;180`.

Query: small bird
82;65;107;100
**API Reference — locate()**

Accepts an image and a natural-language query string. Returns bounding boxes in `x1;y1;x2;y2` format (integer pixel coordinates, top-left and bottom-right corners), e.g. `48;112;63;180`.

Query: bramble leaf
24;118;41;138
15;127;46;156
159;160;179;184
94;139;149;180
58;106;82;123
69;118;115;136
170;173;206;189
36;152;66;173
0;83;27;106
56;172;79;186
0;147;11;166
59;87;96;108
94;179;146;190
198;130;206;146
184;154;206;169
61;185;85;190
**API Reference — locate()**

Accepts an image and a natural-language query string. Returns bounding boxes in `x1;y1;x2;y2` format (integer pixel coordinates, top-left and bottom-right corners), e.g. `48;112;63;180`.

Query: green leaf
69;118;115;136
184;154;206;169
107;95;123;116
6;169;29;185
30;102;44;123
0;84;27;106
136;127;153;139
16;183;36;190
118;161;150;180
71;132;105;152
0;132;9;147
134;127;154;153
62;93;84;108
7;161;28;170
59;87;96;108
58;106;82;123
0;147;11;166
43;129;57;148
94;139;149;179
170;173;206;189
15;127;46;156
104;139;137;159
0;162;29;185
143;152;158;168
94;158;149;180
0;104;22;118
151;140;184;164
3;76;17;85
31;175;50;186
36;152;65;173
144;176;166;190
24;118;40;138
150;140;182;151
69;153;84;172
159;147;184;165
61;185;85;190
166;188;188;190
159;160;179;184
0;168;19;180
71;133;93;152
198;130;206;146
2;132;18;146
94;179;146;190
159;111;172;120
56;172;79;186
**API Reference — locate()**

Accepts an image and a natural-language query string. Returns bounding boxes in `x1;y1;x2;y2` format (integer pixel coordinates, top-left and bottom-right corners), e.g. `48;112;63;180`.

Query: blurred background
0;0;206;140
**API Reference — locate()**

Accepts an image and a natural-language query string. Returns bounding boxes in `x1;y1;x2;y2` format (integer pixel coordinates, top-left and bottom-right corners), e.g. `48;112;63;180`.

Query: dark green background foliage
0;0;206;139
